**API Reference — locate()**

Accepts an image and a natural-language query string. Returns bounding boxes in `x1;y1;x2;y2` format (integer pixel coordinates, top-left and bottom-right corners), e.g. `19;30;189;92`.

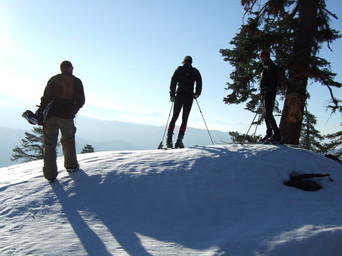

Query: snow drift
1;144;342;256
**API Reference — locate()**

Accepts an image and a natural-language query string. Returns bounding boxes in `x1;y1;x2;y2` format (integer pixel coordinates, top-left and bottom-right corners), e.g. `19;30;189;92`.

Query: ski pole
195;99;214;145
252;118;260;137
158;101;174;149
241;110;259;144
242;99;264;144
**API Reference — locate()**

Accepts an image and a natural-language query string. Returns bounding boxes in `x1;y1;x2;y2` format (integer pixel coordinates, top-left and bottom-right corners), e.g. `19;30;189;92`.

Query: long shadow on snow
51;146;342;255
51;176;113;256
51;161;236;254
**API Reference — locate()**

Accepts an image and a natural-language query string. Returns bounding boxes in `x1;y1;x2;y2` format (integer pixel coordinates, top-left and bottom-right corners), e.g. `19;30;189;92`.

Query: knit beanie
259;50;270;58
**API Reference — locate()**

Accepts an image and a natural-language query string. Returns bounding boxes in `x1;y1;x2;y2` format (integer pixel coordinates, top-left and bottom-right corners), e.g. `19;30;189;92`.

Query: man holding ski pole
166;56;202;148
259;50;281;143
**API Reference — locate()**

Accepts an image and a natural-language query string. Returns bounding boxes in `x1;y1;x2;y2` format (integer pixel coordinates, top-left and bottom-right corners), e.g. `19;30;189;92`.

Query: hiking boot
266;134;282;144
66;165;79;173
166;131;173;148
260;129;272;143
175;139;184;148
260;134;272;143
175;132;185;148
166;141;173;148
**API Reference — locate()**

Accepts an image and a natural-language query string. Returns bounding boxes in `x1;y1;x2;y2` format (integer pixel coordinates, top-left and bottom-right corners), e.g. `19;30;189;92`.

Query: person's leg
179;96;193;134
59;117;78;169
167;97;183;147
260;119;273;142
175;96;193;148
264;92;280;141
43;115;59;180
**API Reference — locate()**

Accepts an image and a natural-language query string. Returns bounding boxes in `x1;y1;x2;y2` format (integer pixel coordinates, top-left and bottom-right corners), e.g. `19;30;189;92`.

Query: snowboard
22;101;53;125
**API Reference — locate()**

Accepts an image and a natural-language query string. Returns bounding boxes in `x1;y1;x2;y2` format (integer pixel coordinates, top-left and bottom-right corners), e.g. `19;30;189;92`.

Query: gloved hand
193;94;199;99
170;97;175;102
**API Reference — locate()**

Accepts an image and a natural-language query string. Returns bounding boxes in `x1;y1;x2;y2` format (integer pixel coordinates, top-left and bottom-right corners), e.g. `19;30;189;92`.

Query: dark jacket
40;74;85;119
170;64;202;98
260;59;279;95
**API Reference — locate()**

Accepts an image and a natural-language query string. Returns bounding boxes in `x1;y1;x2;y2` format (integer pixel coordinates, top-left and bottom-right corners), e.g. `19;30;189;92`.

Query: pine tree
299;108;325;152
220;0;341;145
11;127;60;163
81;144;95;154
324;129;342;158
11;127;45;162
229;131;261;143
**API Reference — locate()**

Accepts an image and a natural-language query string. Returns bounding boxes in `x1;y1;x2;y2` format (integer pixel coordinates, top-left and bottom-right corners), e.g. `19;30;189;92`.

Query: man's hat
259;50;270;58
183;56;192;63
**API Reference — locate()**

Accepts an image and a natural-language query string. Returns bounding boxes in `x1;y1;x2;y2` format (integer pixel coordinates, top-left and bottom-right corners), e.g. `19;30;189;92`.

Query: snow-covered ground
1;144;342;256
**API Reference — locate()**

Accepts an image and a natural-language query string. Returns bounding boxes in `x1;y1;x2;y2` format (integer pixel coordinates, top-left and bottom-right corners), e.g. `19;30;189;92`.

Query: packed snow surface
1;144;342;256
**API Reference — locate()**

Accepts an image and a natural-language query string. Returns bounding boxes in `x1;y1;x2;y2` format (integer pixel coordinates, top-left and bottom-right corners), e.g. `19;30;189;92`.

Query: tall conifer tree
221;0;341;144
324;130;342;158
299;108;324;152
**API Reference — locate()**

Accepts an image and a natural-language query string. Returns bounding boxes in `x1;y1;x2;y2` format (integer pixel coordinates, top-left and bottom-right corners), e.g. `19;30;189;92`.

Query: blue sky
0;0;341;135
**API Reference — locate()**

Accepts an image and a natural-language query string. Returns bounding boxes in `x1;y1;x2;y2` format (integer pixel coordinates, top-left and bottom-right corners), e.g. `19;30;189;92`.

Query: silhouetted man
167;56;202;148
259;50;281;143
39;61;85;181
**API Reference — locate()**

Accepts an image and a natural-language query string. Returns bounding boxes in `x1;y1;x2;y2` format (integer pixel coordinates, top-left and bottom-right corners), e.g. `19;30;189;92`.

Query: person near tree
259;50;281;143
38;60;85;182
166;56;202;148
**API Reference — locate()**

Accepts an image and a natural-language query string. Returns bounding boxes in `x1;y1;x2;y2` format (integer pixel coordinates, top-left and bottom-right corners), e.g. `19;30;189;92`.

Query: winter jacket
260;59;279;95
40;74;85;119
170;64;202;98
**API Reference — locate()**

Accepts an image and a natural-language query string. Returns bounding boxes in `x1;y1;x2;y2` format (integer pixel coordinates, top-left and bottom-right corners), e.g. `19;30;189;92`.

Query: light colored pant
43;114;78;179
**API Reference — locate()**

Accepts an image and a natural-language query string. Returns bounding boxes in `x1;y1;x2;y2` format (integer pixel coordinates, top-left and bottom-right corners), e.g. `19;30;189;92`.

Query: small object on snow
283;172;332;191
325;154;342;164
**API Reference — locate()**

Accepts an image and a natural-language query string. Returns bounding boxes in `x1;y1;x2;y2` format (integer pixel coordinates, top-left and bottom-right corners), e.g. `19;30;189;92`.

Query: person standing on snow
259;50;281;143
38;61;85;182
166;56;202;148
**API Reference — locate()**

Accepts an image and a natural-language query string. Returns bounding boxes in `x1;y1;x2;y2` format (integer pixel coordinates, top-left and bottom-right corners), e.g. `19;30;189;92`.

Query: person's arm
74;78;85;114
169;67;179;98
194;68;202;96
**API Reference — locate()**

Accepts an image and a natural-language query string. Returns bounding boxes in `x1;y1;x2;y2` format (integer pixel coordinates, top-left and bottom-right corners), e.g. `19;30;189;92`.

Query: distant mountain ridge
0;105;231;168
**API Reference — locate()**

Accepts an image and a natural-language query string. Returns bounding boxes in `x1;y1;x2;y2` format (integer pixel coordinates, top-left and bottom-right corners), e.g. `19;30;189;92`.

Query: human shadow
52;169;152;256
64;163;226;254
50;146;342;255
50;173;113;256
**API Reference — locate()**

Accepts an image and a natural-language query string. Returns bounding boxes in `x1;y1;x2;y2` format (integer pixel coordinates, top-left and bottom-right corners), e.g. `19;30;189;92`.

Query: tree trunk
280;0;320;145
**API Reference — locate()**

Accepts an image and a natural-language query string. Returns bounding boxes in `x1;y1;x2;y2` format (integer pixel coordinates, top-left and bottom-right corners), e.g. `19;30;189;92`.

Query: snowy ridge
1;144;342;256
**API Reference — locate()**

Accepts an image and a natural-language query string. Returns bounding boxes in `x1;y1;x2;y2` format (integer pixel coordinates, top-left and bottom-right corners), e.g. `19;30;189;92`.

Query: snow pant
43;114;78;180
263;91;280;136
168;93;194;136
